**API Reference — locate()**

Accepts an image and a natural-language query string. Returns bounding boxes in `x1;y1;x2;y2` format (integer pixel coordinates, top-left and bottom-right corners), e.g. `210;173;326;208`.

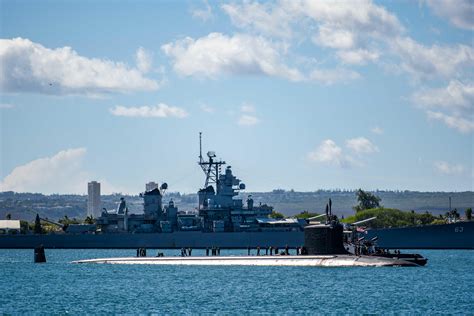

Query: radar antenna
198;132;226;189
199;132;203;164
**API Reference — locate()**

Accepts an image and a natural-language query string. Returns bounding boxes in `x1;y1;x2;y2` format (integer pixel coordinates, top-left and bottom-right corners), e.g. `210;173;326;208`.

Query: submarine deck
72;255;418;267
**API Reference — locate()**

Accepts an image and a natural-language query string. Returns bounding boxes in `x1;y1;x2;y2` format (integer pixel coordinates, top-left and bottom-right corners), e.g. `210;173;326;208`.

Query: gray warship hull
0;231;304;249
2;222;473;249
365;221;474;249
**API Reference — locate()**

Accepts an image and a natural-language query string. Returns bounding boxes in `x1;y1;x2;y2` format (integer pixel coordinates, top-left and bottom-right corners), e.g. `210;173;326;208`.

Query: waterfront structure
87;181;101;218
146;182;158;192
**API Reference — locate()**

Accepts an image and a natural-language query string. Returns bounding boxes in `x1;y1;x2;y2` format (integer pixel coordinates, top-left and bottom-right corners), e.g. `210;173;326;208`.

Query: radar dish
207;151;216;158
160;183;168;190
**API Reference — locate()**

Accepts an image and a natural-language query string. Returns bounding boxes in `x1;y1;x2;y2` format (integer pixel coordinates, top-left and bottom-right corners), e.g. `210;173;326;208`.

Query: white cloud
308;137;379;168
0;38;160;96
426;0;474;30
309;68;361;85
0;148;127;194
222;1;403;44
434;161;465;175
337;49;379;65
110;103;188;118
314;25;356;50
412;80;474;111
0;103;14;109
1;148;88;194
392;37;474;80
237;103;259;126
238;114;260;126
220;1;473;84
192;0;213;22
302;1;403;40
241;103;256;113
222;1;293;38
221;0;404;72
412;81;474;133
346;137;379;154
371;126;384;135
427;110;474;133
307;139;355;168
162;32;304;81
135;47;153;73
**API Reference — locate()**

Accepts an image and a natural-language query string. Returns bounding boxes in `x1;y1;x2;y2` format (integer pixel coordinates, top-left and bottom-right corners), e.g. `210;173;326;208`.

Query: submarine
73;209;422;267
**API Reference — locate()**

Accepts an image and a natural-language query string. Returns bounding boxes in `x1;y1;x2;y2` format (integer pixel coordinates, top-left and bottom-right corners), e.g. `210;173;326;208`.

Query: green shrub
342;208;438;228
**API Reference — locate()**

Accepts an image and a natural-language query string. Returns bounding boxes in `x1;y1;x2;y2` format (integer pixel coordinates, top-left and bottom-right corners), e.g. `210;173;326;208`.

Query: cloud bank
0;38;160;96
162;32;304;81
1;148;88;194
412;81;474;133
0;148;126;194
426;0;474;30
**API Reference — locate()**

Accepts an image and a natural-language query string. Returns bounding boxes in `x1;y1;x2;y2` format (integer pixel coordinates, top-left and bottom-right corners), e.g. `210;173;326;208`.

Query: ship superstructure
96;187;179;233
197;132;274;232
95;133;301;234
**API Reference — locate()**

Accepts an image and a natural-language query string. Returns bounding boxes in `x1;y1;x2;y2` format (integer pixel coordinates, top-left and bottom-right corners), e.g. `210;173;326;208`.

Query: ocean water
0;249;473;314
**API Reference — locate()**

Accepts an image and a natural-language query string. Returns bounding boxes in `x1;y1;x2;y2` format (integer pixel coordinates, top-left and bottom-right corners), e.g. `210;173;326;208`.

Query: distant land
1;190;472;222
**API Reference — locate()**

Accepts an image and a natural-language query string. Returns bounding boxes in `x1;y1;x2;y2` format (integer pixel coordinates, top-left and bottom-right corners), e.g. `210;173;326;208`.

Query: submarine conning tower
304;221;349;255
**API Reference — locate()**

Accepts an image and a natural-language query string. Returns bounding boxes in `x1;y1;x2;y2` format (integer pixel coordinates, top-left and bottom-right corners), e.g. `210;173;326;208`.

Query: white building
87;181;101;218
146;181;159;192
0;220;21;234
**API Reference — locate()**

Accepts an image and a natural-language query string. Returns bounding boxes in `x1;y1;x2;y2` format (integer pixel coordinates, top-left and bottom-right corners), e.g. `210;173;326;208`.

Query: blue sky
0;0;473;194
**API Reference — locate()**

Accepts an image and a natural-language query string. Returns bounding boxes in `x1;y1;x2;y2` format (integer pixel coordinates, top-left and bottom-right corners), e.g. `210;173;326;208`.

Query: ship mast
198;132;225;189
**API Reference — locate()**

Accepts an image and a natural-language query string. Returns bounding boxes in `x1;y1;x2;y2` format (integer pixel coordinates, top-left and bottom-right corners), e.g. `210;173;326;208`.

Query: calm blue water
0;249;473;314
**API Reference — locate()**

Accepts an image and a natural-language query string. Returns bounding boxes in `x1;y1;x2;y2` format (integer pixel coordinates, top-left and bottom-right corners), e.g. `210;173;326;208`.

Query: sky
0;0;473;195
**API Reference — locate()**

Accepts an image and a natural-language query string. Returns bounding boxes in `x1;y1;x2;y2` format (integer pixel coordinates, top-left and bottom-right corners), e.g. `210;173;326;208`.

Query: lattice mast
198;132;226;189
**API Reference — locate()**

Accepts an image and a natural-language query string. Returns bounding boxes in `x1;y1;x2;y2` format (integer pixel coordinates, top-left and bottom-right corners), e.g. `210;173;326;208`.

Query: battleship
0;133;305;249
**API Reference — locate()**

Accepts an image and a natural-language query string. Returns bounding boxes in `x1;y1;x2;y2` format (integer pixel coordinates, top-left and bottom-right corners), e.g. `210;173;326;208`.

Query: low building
0;220;21;234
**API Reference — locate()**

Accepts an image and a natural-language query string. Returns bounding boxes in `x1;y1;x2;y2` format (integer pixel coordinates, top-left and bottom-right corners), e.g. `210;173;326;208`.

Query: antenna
199;132;203;163
350;216;377;226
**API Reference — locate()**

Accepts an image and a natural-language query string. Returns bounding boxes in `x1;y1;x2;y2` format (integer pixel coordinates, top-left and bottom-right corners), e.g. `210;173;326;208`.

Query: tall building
87;181;101;218
146;181;159;192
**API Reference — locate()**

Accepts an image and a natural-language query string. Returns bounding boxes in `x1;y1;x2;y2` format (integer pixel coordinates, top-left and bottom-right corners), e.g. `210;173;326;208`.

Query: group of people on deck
246;245;308;256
